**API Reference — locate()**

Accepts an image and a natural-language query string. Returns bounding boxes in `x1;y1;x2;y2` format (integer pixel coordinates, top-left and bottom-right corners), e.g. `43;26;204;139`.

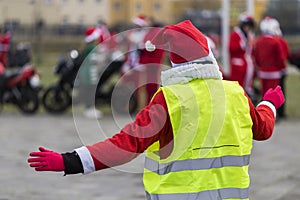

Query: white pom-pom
145;40;156;52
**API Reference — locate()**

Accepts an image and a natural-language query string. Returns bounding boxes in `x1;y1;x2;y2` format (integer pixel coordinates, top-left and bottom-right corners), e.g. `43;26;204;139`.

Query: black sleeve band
62;151;84;175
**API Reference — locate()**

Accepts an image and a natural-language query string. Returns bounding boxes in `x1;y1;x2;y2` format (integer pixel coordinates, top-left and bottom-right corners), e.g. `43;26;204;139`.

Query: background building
0;0;269;28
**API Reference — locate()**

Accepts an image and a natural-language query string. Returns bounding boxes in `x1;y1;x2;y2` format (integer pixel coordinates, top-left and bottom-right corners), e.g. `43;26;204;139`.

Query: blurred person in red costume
229;13;256;101
206;33;226;78
0;27;10;99
121;15;149;74
85;21;111;44
271;18;289;119
28;20;284;200
253;16;289;119
78;23;111;119
139;19;166;104
121;15;150;108
0;28;11;68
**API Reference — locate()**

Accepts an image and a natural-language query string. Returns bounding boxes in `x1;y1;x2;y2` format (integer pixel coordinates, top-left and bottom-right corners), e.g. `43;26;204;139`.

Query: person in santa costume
0;28;11;68
276;32;289;119
271;18;289;119
78;25;110;119
120;15;150;108
229;13;256;100
122;15;149;73
139;20;166;104
28;20;284;200
253;16;289;119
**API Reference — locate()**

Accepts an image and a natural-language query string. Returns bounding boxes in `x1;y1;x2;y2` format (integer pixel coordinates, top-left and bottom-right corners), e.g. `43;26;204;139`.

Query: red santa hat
85;26;101;43
145;20;222;86
145;20;217;67
238;12;255;28
132;15;148;27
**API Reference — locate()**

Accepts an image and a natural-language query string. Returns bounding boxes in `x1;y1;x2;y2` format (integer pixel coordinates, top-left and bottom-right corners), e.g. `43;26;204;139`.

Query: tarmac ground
0;112;300;200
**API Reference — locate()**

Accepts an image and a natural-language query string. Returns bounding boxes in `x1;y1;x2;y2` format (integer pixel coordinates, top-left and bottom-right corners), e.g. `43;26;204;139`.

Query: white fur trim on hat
257;101;276;118
85;28;101;43
260;17;282;36
132;17;148;27
161;63;223;86
145;40;156;52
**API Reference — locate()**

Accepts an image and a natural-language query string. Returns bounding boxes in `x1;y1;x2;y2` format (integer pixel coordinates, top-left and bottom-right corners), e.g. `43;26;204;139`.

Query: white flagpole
247;0;255;16
221;0;230;76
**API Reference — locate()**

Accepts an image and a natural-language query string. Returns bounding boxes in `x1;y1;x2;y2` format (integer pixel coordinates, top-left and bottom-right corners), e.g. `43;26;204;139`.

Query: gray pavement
0;112;300;200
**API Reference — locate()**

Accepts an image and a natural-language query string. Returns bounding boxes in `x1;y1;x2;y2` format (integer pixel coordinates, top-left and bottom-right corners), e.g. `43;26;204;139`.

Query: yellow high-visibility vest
144;79;253;200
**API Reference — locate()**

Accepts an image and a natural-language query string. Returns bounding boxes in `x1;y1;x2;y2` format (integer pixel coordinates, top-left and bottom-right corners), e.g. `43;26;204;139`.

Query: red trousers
260;79;280;96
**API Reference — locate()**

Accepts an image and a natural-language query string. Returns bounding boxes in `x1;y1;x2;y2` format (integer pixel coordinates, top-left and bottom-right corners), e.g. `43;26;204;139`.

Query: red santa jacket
277;37;289;59
277;36;290;75
253;35;286;79
229;27;255;92
122;29;147;68
0;32;11;67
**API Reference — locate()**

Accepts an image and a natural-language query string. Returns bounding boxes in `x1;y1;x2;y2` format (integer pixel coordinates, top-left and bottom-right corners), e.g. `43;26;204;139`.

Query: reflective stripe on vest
143;79;253;200
145;154;250;175
146;188;249;200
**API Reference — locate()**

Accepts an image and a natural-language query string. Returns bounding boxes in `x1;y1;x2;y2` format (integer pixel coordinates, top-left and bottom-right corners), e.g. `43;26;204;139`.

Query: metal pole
247;0;255;15
221;0;230;76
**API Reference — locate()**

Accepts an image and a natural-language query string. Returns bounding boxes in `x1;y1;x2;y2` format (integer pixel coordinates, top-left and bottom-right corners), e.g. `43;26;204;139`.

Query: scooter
0;64;41;114
42;49;138;114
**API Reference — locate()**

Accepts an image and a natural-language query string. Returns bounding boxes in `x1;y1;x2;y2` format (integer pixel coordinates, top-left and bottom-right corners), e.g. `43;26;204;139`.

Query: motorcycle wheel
42;86;71;114
17;87;40;114
111;84;138;114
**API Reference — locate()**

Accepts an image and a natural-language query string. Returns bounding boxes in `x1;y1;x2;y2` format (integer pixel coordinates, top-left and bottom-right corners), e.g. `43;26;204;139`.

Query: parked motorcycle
42;49;137;114
42;49;81;113
7;42;31;68
0;64;41;114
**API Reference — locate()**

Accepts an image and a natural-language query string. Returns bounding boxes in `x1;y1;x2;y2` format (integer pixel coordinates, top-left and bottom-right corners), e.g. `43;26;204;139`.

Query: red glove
28;147;65;172
263;86;285;109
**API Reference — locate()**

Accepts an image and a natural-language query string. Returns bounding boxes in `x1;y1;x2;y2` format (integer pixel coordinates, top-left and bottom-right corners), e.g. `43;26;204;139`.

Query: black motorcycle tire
42;85;71;114
111;84;138;115
17;87;40;114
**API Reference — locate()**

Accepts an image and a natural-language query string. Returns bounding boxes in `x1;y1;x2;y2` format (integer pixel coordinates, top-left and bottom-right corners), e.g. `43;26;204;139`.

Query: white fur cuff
257;101;277;118
75;146;95;174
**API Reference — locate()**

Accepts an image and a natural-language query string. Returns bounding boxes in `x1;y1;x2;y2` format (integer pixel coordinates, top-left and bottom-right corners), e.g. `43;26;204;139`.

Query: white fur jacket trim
161;63;223;86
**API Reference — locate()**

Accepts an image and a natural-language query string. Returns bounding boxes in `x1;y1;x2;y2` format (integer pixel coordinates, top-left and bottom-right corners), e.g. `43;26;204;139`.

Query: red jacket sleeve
246;93;276;140
86;91;169;170
86;90;276;171
229;31;245;55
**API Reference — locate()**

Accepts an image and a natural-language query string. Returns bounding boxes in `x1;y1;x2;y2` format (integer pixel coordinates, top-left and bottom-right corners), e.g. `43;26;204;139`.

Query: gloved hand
27;147;65;172
263;86;285;109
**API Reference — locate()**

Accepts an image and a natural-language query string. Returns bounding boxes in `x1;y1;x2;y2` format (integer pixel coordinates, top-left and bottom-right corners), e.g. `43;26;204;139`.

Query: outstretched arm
249;86;285;140
28;91;170;175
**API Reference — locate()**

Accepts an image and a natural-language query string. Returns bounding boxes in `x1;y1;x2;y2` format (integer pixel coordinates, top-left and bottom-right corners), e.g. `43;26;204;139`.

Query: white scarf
161;63;223;86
